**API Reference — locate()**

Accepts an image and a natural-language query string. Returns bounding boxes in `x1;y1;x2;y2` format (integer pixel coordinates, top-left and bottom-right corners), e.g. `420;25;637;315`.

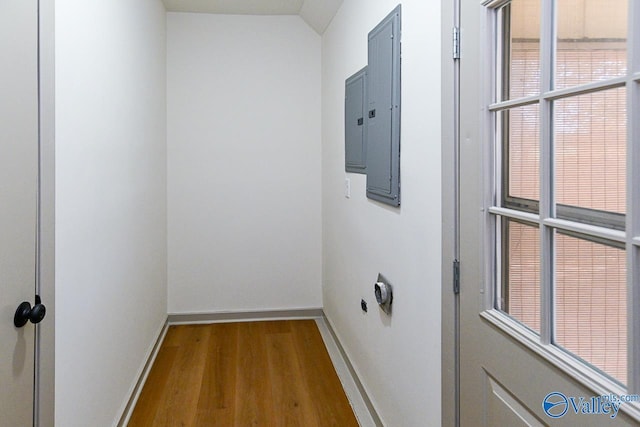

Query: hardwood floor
128;320;359;426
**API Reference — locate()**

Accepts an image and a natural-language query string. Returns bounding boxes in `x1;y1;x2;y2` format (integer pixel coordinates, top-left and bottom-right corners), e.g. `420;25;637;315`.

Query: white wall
54;0;167;425
167;13;322;314
322;1;442;425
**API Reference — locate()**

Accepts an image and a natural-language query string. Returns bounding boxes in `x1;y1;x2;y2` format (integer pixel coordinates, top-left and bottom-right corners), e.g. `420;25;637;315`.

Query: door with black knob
0;0;40;425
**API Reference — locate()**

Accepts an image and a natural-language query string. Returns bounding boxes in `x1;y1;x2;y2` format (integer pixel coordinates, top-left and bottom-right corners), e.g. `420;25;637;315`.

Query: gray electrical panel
345;67;367;173
366;5;401;207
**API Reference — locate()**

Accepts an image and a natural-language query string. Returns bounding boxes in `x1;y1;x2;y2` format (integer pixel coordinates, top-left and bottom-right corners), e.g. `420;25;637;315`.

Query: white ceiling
162;0;343;34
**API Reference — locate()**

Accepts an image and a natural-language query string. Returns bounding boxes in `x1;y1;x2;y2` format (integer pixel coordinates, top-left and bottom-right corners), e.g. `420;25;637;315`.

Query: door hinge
452;26;460;60
453;259;460;294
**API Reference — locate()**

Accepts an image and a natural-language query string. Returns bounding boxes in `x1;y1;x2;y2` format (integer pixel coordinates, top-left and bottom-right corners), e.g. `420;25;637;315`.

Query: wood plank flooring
128;320;359;426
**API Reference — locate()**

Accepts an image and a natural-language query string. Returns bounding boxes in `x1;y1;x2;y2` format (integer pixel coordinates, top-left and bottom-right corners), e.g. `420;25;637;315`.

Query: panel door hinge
453;259;460;294
452;26;460;60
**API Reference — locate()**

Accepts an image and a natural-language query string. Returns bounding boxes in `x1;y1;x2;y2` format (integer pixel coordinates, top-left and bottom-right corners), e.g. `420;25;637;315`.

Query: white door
459;0;640;425
0;1;40;425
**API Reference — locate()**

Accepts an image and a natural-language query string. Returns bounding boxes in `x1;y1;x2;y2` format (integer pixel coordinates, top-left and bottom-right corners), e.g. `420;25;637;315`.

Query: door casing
441;0;460;424
37;0;55;425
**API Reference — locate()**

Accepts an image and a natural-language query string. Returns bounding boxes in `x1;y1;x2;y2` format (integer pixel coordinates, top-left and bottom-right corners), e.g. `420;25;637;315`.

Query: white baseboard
167;307;324;324
116;317;169;427
316;315;384;427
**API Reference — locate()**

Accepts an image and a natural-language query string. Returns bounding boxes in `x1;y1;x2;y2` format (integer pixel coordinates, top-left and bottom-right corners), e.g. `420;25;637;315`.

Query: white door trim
441;0;459;425
36;0;55;425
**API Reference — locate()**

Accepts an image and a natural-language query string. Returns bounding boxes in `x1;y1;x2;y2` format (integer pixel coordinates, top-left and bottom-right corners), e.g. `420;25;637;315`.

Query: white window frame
478;0;640;418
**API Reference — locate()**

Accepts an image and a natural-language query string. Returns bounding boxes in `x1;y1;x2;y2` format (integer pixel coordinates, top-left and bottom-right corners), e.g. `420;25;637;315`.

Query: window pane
556;0;627;89
501;219;540;333
555;233;627;384
498;0;541;101
503;104;540;204
554;87;626;215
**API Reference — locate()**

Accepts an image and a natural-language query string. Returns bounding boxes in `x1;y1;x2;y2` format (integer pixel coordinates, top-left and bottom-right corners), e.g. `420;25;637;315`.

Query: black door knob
14;295;46;328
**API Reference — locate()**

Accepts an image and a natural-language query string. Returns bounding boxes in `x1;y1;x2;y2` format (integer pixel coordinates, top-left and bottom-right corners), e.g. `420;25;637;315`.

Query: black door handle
14;295;46;327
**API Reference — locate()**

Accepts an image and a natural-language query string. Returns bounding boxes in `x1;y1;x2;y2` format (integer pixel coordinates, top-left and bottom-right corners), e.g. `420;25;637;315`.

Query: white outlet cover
345;178;351;198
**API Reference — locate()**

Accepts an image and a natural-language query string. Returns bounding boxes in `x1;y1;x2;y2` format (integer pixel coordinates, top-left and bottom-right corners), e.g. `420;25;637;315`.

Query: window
488;0;637;388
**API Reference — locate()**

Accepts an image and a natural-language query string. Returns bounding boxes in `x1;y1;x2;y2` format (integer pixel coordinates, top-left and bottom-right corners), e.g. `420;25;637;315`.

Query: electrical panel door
366;5;401;207
345;67;367;173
